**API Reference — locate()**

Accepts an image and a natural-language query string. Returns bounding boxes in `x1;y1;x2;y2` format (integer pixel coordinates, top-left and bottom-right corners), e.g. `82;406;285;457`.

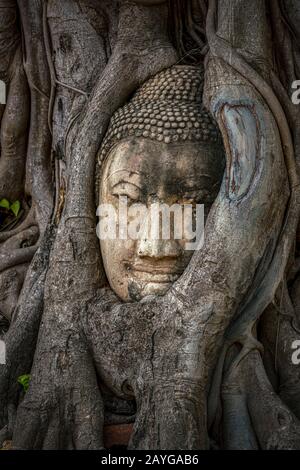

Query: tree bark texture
0;0;300;450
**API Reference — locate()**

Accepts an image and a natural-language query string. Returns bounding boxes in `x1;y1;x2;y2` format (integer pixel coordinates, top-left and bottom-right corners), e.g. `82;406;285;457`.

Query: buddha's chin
109;269;181;301
125;278;173;301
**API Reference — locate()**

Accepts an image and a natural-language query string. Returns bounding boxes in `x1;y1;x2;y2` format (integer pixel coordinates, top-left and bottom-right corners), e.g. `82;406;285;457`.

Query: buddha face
99;137;224;301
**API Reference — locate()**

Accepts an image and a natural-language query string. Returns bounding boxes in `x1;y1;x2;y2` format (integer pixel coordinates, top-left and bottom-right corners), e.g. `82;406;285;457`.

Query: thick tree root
12;224;105;449
222;350;300;449
0;264;28;322
0;47;29;202
260;281;300;420
18;0;53;233
3;0;300;452
0;208;36;243
80;290;209;449
0;225;55;443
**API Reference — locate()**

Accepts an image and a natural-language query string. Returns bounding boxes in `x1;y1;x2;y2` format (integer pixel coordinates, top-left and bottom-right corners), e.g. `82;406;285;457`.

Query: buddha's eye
111;182;141;204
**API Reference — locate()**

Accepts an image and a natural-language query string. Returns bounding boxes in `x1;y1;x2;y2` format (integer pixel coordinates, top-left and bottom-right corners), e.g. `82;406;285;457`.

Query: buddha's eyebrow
111;180;142;191
104;169;143;188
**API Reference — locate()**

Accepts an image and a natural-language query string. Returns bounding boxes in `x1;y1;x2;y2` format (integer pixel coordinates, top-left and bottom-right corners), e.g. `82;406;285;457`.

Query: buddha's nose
137;237;182;259
137;218;182;259
138;238;182;259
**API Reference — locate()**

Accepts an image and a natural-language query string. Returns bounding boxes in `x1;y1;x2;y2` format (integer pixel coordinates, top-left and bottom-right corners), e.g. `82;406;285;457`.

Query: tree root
12;331;105;449
18;0;53;234
0;207;36;243
0;48;29;200
259;281;300;420
0;226;38;252
222;350;300;449
0;245;37;273
0;264;29;322
0;225;55;443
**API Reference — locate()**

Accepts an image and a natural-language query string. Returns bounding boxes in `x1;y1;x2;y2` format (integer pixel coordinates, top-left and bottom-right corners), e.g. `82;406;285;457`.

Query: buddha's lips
134;272;180;284
131;264;182;283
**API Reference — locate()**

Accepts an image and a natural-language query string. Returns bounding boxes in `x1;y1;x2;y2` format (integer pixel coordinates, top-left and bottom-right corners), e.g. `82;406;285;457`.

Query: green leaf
0;199;10;210
17;374;31;393
10;200;21;217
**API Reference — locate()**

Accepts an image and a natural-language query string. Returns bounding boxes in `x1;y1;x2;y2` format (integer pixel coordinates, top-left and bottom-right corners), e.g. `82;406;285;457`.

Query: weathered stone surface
0;0;300;451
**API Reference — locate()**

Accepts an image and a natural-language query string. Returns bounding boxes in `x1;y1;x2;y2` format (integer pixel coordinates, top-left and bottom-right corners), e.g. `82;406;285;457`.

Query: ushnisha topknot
97;65;222;166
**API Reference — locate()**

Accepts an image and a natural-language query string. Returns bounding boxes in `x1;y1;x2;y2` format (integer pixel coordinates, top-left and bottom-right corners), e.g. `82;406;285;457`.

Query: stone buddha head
98;65;225;302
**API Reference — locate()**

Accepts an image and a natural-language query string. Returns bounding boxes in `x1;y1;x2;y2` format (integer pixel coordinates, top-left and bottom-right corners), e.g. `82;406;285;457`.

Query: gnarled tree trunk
1;0;300;450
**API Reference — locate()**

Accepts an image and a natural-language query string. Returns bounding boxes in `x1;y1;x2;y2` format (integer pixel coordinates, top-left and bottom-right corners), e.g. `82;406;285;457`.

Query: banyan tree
0;0;300;450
